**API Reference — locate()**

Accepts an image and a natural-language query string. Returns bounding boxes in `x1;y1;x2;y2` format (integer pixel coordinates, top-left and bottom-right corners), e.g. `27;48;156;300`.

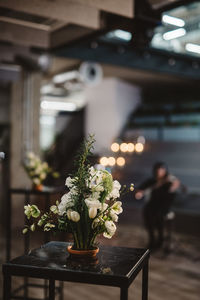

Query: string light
100;157;108;166
120;143;128;152
116;157;125;167
111;143;120;152
127;143;134;152
108;157;116;166
135;143;144;153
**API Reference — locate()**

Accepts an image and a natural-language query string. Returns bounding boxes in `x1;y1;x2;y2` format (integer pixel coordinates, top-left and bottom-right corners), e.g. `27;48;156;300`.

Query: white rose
105;220;116;237
89;207;97;219
66;209;73;220
109;209;118;222
70;211;80;222
85;199;101;209
103;232;112;239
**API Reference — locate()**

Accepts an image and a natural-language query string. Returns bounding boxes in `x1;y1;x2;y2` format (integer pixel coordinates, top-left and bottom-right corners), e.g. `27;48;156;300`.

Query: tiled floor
1;222;200;300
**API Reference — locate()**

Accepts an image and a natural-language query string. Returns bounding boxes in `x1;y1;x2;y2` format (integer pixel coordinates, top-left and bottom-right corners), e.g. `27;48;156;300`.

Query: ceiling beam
0;17;49;48
66;0;134;18
50;25;93;48
0;0;100;29
54;41;200;80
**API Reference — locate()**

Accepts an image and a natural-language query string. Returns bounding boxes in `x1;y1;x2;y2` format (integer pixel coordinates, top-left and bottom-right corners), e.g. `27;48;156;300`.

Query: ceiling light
53;71;79;84
41;100;76;112
185;43;200;54
107;30;132;41
163;28;186;40
162;15;185;27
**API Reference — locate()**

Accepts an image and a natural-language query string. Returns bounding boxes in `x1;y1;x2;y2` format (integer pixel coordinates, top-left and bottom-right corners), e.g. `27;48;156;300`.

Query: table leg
120;287;128;300
24;277;28;299
59;281;64;300
6;191;11;261
3;273;11;300
24;193;30;254
49;279;55;300
142;261;149;300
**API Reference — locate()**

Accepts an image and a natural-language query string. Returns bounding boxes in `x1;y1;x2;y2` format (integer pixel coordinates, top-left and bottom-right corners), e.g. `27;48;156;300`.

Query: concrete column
10;72;41;188
85;78;141;153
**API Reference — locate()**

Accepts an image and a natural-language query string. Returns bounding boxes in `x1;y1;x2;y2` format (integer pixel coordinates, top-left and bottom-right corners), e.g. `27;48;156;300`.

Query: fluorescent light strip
163;28;186;40
114;30;132;41
107;30;132;41
162;15;185;27
41;100;76;112
185;43;200;54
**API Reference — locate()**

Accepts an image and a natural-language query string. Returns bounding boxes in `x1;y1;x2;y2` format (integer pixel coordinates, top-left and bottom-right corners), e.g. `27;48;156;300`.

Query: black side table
6;187;63;261
2;242;150;300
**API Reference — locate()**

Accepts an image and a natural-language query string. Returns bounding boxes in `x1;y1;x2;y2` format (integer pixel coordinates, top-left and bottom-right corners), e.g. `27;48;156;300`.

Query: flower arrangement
24;152;59;187
23;136;134;251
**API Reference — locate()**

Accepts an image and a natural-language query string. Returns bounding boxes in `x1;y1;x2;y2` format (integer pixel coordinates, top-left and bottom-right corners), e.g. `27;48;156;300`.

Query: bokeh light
135;143;144;153
116;157;125;166
127;143;135;152
108;157;116;166
111;142;120;152
120;143;128;152
100;157;108;166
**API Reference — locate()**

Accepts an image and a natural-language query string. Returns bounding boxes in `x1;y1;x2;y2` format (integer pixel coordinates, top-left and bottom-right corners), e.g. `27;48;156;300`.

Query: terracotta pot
33;184;43;191
67;245;99;258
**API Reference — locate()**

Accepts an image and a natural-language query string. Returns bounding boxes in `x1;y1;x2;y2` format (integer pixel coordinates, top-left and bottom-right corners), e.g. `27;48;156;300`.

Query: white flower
85;198;101;209
89;207;97;219
89;166;96;177
29;160;36;168
103;232;112;239
95;185;104;192
58;193;74;215
109;180;121;199
66;209;80;222
42;162;48;169
101;203;108;212
33;178;40;185
109;209;118;222
35;165;43;175
104;220;116;237
70;211;80;222
27;152;35;159
40;172;46;180
111;201;123;214
65;176;74;188
70;186;78;196
66;209;73;220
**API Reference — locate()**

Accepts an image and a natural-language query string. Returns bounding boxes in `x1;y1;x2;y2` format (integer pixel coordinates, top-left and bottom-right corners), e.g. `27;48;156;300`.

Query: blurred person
135;162;180;251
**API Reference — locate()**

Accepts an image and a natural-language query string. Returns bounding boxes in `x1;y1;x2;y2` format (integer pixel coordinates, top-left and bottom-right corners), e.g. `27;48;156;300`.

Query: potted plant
24;152;59;190
23;135;134;257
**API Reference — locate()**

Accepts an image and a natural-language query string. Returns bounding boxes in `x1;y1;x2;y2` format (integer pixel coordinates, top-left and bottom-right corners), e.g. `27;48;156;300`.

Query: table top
2;242;149;287
9;186;64;195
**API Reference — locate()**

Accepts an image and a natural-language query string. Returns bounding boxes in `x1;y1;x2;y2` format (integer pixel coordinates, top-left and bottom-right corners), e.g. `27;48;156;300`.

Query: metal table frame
5;188;64;300
2;242;150;300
